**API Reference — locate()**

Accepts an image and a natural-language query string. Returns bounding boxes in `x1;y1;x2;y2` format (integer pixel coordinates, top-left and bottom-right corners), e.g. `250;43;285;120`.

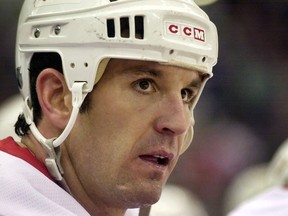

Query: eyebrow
124;65;160;78
123;64;204;88
188;76;203;89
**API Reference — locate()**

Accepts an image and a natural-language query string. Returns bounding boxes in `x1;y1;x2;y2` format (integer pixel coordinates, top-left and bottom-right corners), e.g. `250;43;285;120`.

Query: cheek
68;116;127;189
79;100;138;161
90;93;149;140
77;88;156;167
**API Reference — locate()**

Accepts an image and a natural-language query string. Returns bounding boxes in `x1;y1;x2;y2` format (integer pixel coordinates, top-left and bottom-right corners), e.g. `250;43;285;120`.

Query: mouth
139;153;173;167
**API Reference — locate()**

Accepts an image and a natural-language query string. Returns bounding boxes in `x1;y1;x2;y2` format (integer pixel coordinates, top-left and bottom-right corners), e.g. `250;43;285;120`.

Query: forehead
102;59;203;82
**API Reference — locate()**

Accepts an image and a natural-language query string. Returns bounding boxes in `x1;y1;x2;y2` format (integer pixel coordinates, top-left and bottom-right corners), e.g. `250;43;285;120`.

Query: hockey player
0;0;218;215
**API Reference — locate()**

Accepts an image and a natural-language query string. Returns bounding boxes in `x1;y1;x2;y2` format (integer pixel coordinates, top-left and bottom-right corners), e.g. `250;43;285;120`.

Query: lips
139;153;173;167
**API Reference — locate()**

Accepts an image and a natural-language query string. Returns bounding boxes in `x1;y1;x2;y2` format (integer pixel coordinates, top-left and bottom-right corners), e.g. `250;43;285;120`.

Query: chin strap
23;82;87;187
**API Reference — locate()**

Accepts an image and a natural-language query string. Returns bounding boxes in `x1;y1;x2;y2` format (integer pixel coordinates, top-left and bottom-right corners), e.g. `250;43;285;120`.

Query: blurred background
0;0;287;216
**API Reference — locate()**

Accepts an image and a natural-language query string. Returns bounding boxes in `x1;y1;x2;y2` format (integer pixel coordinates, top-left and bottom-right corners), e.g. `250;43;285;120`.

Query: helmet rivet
54;25;61;35
169;49;174;55
202;57;206;62
34;28;40;38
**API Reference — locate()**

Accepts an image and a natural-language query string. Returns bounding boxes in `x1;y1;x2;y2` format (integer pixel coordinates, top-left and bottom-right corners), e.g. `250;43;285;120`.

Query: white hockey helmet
16;0;218;174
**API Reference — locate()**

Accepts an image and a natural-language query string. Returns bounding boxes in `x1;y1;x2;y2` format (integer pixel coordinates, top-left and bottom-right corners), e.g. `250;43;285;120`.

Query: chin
142;191;161;205
116;177;165;208
124;186;162;208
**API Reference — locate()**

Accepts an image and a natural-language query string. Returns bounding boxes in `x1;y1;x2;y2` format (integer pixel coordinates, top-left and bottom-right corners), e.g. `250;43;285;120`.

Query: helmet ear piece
181;125;194;154
194;0;218;6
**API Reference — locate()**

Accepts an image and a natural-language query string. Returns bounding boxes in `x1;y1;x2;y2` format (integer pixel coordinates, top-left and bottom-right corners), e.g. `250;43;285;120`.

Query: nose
154;94;192;136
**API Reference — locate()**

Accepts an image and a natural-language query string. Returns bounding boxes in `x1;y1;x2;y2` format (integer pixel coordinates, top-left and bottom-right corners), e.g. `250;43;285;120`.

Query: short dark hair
15;52;91;137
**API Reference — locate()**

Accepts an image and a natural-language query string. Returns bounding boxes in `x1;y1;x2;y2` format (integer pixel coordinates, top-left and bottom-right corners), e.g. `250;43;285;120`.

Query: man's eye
138;80;150;90
181;89;195;103
133;79;155;93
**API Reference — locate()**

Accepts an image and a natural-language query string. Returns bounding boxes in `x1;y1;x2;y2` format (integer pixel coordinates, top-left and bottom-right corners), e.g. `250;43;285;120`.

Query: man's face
65;59;203;209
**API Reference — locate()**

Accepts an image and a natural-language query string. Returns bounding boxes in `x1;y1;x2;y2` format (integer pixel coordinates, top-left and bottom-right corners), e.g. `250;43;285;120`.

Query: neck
21;132;48;163
21;128;129;216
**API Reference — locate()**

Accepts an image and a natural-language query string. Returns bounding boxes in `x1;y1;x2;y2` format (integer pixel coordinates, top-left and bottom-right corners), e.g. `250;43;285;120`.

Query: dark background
0;0;287;216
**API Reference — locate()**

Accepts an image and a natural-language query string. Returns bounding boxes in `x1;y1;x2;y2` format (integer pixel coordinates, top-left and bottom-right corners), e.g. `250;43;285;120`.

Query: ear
36;68;72;130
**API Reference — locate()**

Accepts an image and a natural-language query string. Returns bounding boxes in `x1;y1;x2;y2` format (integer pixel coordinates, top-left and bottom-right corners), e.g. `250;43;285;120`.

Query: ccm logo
167;23;205;42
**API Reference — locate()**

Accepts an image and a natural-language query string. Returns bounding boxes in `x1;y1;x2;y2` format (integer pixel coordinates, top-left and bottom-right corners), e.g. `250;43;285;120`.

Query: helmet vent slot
107;19;115;38
135;16;144;39
120;17;130;38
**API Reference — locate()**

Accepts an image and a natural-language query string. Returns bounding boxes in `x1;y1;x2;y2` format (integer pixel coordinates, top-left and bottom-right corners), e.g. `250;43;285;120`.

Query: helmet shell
16;0;218;99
